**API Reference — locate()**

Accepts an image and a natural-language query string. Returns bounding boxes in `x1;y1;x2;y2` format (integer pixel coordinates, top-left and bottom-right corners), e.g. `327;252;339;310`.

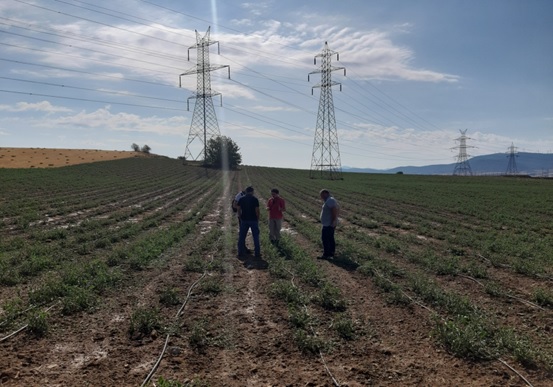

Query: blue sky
1;0;552;169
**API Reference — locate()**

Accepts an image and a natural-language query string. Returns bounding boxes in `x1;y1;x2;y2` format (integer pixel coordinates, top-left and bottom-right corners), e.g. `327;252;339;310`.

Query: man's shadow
237;253;268;270
323;255;360;271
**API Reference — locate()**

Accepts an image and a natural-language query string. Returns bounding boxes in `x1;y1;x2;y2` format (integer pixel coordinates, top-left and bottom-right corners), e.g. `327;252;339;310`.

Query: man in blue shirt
318;189;339;259
237;186;261;258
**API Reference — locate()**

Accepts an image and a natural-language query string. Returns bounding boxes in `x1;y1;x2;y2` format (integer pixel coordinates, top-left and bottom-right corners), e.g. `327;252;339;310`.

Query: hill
345;152;553;176
0;147;154;168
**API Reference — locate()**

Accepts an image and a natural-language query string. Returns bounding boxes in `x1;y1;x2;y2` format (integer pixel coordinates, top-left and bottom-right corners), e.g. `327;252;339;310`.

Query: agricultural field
0;157;552;386
0;148;151;169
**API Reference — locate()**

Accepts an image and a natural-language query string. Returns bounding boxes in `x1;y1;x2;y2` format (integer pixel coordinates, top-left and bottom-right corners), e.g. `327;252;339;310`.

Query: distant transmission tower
505;142;519;175
308;41;346;180
452;129;474;176
179;27;230;162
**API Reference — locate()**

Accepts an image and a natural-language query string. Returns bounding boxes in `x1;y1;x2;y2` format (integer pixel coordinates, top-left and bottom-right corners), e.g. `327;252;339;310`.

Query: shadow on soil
324;255;360;272
237;254;268;270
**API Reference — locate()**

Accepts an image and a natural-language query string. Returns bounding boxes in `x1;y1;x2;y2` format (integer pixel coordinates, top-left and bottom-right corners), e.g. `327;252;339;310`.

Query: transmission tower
452;129;474;176
179;27;230;162
308;41;346;180
505;142;519;175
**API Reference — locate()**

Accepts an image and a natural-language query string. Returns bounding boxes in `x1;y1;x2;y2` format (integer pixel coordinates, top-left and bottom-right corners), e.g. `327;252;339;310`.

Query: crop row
243;166;553;374
0;160;226;340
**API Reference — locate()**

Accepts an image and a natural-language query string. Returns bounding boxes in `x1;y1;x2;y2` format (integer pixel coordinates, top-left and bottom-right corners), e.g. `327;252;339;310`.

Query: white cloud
0;101;73;113
231;19;254;27
41;106;188;135
240;1;272;17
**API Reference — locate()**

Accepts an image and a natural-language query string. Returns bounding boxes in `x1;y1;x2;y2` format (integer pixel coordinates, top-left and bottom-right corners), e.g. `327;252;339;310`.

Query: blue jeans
321;226;335;257
238;220;260;256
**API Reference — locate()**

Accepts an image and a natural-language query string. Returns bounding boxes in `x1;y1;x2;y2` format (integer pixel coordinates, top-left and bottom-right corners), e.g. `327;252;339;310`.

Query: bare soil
0;148;152;169
0;155;551;386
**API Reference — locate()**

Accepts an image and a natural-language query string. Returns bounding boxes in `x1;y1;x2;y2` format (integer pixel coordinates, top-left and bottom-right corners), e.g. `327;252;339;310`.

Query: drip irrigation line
140;270;208;387
373;269;436;314
284;269;341;386
0;303;57;342
458;274;546;311
0;304;37;328
371;269;535;386
498;358;534;387
141;207;226;387
0;325;28;342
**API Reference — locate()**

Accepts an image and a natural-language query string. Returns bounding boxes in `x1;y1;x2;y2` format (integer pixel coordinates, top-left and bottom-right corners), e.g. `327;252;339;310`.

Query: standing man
233;188;250;253
237;186;261;258
266;188;286;245
318;189;339;259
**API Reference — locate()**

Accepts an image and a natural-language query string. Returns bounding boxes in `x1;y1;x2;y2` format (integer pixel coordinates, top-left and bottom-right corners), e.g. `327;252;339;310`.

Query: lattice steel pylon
505;142;519;175
452;129;474;176
308;41;346;180
179;27;230;162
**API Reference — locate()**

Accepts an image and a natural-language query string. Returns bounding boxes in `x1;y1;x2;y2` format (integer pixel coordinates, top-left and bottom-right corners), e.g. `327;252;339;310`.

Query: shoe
317;255;330;260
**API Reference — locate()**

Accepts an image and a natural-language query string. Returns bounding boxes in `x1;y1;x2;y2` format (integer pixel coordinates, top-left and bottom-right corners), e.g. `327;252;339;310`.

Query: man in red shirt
266;188;286;245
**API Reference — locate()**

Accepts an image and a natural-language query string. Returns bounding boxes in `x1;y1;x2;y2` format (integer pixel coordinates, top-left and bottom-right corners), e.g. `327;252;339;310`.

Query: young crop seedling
27;311;49;338
128;307;162;338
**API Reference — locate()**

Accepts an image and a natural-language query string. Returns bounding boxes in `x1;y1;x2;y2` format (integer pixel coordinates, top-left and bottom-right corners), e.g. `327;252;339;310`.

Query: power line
2;0;483;165
0;89;183;111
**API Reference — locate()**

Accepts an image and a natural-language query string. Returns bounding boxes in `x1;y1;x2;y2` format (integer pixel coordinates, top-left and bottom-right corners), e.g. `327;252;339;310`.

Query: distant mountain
344;152;553;176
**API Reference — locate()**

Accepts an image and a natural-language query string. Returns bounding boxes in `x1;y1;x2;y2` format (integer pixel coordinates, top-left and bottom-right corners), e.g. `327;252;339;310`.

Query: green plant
293;329;327;354
288;306;311;329
128;307;162;337
61;286;97;315
314;283;346;312
200;277;223;295
1;297;24;323
156;377;210;387
532;287;553;308
183;255;207;273
28;311;49;337
333;314;356;340
484;282;504;298
159;287;181;306
188;319;209;349
269;280;305;305
432;315;496;361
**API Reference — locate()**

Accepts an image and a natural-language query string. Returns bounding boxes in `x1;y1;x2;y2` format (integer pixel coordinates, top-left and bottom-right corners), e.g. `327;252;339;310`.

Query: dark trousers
321;226;335;257
238;220;260;256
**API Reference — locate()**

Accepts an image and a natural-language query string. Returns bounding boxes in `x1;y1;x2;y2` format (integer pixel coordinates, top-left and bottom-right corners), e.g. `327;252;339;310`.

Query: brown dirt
0;148;152;168
0;165;551;386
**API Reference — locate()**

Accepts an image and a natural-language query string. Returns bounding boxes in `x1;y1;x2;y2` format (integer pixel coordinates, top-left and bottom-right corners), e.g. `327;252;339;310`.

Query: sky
1;0;552;170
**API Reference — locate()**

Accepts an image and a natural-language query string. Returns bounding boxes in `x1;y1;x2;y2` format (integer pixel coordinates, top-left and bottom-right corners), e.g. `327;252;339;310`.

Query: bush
204;136;241;169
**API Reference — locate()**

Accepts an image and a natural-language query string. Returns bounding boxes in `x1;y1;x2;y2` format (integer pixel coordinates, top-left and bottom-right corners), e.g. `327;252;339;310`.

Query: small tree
204;136;241;170
141;144;151;154
131;143;140;152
